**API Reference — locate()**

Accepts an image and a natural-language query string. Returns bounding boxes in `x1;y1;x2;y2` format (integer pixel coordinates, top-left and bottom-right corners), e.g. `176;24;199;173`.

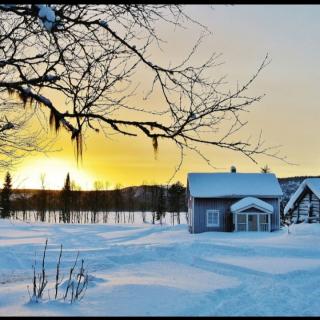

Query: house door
248;214;258;231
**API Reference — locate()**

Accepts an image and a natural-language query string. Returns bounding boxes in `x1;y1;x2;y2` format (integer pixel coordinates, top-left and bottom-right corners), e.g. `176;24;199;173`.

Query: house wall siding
192;197;280;233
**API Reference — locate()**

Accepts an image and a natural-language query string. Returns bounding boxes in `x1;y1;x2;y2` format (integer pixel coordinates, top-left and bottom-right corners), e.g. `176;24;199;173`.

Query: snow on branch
37;5;56;31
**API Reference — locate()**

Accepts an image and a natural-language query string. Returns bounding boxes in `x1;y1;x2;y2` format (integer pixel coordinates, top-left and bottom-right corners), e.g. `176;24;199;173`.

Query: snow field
1;218;320;316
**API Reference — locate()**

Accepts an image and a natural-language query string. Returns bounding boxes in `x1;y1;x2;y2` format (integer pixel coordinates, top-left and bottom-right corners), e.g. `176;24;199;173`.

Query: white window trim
206;209;220;227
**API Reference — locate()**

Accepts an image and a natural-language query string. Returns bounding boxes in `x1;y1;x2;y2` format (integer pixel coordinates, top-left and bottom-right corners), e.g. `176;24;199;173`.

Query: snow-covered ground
1;218;320;316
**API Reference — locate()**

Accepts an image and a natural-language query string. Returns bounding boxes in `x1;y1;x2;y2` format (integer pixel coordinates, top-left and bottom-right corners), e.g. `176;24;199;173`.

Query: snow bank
104;261;240;293
206;256;320;275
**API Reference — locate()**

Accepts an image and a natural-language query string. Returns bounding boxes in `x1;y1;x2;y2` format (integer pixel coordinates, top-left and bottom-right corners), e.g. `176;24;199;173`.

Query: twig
64;251;79;301
55;244;63;299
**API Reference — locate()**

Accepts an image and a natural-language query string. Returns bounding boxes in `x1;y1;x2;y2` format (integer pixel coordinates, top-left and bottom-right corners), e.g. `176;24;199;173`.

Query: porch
230;197;273;232
234;212;271;232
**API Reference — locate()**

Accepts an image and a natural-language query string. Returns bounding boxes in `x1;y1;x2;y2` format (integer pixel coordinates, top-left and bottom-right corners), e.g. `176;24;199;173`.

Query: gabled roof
284;178;320;215
230;197;274;213
187;172;283;198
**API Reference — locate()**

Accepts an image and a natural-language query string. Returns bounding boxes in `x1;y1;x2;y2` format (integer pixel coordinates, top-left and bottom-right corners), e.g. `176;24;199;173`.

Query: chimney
230;165;236;173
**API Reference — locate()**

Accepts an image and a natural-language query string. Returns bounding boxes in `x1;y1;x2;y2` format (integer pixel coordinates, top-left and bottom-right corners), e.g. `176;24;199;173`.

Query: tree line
0;172;187;224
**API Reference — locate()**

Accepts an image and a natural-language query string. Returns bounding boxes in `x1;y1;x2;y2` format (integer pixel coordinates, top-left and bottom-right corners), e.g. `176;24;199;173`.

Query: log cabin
284;178;320;223
186;168;283;233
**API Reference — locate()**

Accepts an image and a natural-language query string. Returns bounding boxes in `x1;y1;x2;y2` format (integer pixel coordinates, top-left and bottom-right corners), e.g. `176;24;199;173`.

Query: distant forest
10;184;187;212
0;172;187;224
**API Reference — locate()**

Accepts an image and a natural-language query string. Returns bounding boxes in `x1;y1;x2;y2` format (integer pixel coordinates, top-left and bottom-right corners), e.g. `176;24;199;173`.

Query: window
237;214;247;232
206;210;219;227
259;214;269;232
259;214;268;224
237;214;246;231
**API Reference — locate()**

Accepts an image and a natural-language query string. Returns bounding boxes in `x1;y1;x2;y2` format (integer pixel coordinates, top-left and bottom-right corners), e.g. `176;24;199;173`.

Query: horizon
4;171;320;192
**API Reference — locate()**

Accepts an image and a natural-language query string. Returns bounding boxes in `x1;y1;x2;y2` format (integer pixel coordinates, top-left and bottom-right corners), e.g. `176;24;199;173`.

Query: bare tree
92;180;103;223
103;181;110;223
0;5;287;179
113;183;123;223
150;184;158;225
0;107;50;169
37;172;47;222
71;180;82;223
140;183;148;224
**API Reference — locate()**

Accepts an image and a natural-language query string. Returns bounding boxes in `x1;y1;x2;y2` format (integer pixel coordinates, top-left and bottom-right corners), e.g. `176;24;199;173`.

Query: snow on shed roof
230;197;274;213
187;172;283;198
284;178;320;215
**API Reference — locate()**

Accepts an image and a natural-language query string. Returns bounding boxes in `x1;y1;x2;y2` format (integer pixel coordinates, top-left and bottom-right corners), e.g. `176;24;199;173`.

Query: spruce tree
261;165;271;173
38;173;47;222
156;186;166;224
168;181;186;225
61;173;71;223
1;172;12;218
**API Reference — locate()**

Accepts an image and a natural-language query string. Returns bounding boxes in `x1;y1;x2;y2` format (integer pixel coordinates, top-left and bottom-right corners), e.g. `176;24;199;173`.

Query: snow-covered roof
284;178;320;215
187;172;283;198
230;197;274;213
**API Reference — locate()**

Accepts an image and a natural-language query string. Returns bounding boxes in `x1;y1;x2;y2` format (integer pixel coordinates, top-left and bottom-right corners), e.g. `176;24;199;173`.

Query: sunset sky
5;5;320;190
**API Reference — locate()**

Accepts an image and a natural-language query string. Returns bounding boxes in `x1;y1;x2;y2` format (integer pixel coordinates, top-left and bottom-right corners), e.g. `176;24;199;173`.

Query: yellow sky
4;5;320;190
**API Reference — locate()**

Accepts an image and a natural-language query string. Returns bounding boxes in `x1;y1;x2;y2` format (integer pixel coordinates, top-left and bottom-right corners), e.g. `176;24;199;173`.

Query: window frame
206;209;220;227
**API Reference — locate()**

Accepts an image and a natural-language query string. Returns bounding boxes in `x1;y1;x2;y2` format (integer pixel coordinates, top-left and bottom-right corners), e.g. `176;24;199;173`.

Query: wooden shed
284;178;320;223
187;170;283;233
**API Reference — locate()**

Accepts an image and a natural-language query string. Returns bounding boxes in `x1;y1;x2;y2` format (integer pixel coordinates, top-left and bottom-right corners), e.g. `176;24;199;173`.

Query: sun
15;157;94;190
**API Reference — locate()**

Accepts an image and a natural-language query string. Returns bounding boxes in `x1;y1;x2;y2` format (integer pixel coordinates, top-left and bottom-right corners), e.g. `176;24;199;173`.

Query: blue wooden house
187;169;283;233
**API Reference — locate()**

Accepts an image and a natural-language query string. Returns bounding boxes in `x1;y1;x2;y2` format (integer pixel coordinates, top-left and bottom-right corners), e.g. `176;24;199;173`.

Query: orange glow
15;157;94;190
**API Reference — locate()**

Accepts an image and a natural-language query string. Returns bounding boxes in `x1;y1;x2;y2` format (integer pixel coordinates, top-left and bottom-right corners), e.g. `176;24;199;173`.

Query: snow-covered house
186;169;283;233
284;178;320;223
